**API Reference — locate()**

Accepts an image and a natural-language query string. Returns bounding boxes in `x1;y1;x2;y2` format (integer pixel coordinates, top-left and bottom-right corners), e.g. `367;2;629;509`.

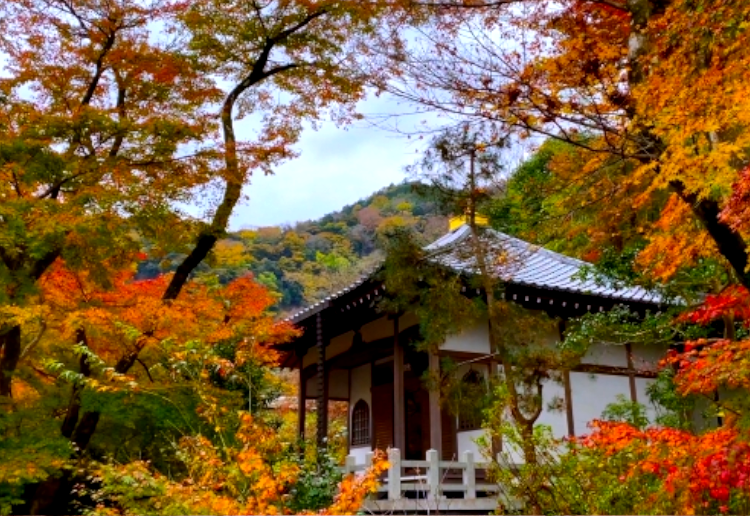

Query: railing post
462;451;476;499
365;451;373;469
345;455;356;475
388;448;401;500
426;448;440;500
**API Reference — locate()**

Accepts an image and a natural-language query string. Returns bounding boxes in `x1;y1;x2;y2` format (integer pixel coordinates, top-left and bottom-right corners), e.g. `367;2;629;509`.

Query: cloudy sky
226;94;435;231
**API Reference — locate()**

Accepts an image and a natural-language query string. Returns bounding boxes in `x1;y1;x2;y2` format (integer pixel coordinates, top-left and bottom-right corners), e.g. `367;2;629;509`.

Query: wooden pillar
316;312;328;451
625;343;638;403
428;351;442;457
488;358;498;377
560;320;575;436
563;369;575;436
298;366;306;442
393;316;405;452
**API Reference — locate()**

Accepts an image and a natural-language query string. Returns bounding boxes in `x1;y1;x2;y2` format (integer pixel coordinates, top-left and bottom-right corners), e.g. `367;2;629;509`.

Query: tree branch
136;358;154;383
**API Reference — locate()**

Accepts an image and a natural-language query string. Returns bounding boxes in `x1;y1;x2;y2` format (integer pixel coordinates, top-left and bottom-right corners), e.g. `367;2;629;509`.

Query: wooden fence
342;448;502;512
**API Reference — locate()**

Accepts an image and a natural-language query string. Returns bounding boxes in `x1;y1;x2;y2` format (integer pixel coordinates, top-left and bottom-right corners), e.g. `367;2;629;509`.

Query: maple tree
385;0;750;294
0;0;221;399
0;0;422;402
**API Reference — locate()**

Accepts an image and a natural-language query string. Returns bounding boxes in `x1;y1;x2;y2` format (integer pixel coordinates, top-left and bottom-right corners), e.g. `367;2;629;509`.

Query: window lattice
351;399;370;447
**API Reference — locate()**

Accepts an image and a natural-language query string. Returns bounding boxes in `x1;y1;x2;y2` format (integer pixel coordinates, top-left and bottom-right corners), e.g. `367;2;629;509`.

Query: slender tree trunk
0;325;22;398
670;182;750;287
463;147;543;513
61;329;92;439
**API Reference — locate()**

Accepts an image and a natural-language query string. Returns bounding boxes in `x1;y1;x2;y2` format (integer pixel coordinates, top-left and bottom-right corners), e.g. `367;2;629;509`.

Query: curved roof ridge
284;224;664;323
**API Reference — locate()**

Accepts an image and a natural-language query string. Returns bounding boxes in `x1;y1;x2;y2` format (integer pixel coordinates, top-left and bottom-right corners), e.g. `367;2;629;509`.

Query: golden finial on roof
449;212;489;231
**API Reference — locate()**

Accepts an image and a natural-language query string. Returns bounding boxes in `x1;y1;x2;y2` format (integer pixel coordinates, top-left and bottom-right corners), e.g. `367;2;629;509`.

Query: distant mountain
138;181;449;313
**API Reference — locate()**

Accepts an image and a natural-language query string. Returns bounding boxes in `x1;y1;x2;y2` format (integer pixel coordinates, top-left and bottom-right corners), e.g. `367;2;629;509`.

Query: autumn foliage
86;414;389;515
565;284;750;515
576;421;750;514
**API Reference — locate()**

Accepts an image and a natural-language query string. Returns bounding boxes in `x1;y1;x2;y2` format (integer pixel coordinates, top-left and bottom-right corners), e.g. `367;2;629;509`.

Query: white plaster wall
348;363;372;463
442;317;491;354
569;372;630;434
457;429;491;460
693;395;719;432
349;363;371;408
634;376;658;424
305;369;349;398
580;343;629;367
630;342;667;373
535;378;569;439
450;363;491;460
328;369;349;400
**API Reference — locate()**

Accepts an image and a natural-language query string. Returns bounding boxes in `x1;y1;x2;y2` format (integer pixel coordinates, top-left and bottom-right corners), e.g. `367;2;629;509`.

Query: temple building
276;218;666;466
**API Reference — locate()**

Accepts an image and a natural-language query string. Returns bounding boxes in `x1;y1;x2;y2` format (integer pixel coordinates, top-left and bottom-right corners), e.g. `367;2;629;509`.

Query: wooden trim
316;312;328;450
563;369;574;436
438;350;496;363
559;320;574;437
298;367;307;442
428;352;442;456
573;362;658;379
347;368;352;455
625;343;638;403
370;359;374;451
393;316;406;452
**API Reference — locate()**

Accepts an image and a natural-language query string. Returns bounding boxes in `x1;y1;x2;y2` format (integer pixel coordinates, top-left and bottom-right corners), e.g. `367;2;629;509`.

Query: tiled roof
283;265;381;324
425;225;662;304
285;225;662;323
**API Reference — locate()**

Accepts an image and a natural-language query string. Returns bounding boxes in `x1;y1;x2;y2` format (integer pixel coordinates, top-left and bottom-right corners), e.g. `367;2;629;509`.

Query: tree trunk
671;183;750;287
0;325;21;398
520;422;542;516
61;329;92;439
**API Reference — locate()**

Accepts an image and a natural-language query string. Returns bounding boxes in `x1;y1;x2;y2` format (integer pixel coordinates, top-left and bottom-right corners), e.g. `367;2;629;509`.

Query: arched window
351;399;370;447
458;370;485;431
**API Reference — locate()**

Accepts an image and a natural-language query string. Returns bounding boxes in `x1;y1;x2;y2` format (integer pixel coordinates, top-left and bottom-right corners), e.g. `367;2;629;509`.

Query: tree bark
61;329;92;439
0;325;22;398
670;182;750;287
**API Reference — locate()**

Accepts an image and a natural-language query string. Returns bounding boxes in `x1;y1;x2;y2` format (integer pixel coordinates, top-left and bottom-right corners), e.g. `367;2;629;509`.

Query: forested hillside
137;182;449;313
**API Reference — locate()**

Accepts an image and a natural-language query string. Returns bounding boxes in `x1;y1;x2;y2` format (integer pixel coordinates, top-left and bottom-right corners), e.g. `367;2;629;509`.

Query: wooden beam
573;362;658;379
488;359;498;377
298;367;307;443
393;316;405;452
428;351;442;457
563;369;575;436
316;312;328;451
559;320;574;437
625;343;638;403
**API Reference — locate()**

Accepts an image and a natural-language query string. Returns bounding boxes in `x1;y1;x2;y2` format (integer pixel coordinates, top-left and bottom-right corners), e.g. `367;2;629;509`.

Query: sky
227;94;434;231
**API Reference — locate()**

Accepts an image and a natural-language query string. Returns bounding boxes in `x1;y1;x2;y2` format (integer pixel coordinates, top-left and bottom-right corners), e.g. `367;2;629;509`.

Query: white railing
343;448;502;512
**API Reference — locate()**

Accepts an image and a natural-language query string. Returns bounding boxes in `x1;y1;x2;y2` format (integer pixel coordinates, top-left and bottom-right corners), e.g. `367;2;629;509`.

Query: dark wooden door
371;383;393;452
441;406;457;460
404;373;429;460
